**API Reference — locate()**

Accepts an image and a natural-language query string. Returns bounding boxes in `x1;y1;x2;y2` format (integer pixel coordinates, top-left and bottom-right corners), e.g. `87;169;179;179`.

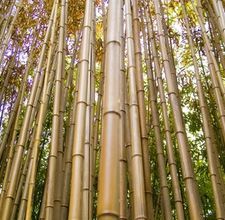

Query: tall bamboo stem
97;0;122;219
68;0;93;218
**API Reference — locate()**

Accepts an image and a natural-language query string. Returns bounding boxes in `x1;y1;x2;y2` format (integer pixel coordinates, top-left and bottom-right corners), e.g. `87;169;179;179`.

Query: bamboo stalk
125;0;147;218
82;31;93;220
97;0;122;219
45;0;66;218
132;2;154;219
53;0;68;217
60;32;80;220
68;0;93;218
119;6;127;219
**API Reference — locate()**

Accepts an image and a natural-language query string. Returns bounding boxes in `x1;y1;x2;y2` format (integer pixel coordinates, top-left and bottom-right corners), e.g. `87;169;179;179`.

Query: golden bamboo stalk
45;0;66;218
60;32;80;220
68;0;93;218
97;0;122;219
132;2;154;219
82;32;93;219
124;81;134;220
119;6;127;219
53;0;68;217
125;0;147;218
88;4;96;217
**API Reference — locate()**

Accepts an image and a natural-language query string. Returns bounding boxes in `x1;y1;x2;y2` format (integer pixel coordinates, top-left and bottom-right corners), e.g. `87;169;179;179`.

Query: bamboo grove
1;0;225;219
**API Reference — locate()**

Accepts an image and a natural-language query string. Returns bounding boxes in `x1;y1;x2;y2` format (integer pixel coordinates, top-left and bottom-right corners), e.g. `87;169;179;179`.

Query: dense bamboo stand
0;0;225;219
